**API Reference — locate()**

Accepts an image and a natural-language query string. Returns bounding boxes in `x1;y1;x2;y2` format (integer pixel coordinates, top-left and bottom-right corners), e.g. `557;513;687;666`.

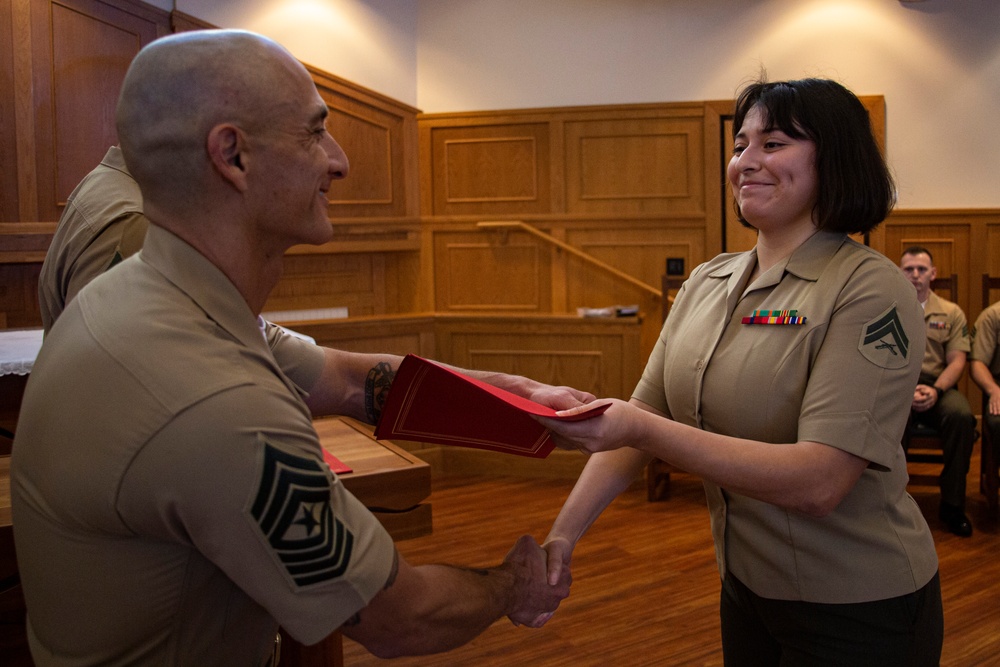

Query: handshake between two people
503;534;572;628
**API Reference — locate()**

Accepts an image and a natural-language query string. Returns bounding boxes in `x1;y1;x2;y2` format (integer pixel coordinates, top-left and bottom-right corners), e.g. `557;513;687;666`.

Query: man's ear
207;124;249;191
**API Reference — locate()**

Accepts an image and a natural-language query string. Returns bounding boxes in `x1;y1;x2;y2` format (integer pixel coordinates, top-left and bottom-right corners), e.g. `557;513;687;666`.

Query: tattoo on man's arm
364;362;396;424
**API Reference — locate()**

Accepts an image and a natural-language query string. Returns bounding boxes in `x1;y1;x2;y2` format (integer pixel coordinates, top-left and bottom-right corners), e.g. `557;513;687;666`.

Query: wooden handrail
476;221;662;299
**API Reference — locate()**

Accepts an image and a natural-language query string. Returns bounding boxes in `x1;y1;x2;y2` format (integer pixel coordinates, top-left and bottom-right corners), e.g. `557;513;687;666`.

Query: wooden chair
901;275;959;466
646;268;685;501
980;274;1000;514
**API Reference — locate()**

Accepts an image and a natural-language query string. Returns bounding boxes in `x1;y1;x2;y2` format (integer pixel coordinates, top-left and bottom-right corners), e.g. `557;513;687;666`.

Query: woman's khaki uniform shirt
633;231;938;604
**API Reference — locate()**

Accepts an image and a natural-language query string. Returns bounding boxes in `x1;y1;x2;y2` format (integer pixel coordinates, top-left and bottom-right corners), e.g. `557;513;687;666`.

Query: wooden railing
476;220;663;299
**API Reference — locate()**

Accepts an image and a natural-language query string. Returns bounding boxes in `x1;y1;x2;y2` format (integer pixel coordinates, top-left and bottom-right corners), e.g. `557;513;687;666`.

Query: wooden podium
313;416;432;540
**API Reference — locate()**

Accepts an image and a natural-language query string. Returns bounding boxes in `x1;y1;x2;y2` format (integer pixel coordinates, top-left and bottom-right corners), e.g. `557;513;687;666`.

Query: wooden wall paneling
0;262;42;329
425;122;552;217
265;253;388;318
986;220;1000;279
563;112;705;217
564;222;703;359
268;247;419;317
0;222;54;264
12;0;40;222
1;1;20;222
278;315;437;359
31;0;168;223
309;65;421;222
547;224;569;313
702;100;730;256
432;227;552;312
0;0;167;330
381;249;422;315
548;119;568;215
270;312;642;398
433;314;642;400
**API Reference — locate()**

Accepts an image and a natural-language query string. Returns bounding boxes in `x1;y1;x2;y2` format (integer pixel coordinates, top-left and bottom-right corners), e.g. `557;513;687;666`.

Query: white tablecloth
0;329;44;376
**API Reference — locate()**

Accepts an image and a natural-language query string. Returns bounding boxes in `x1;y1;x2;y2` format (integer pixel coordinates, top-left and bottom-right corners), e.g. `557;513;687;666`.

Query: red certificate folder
322;449;353;474
373;354;609;458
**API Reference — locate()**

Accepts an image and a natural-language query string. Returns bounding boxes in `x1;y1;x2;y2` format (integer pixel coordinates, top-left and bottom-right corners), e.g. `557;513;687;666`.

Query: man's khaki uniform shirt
971;301;1000;378
38;146;147;332
919;290;970;379
633;231;937;603
12;225;395;665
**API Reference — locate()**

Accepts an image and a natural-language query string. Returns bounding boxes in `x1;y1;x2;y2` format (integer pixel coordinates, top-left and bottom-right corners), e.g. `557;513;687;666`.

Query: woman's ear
207;123;249;191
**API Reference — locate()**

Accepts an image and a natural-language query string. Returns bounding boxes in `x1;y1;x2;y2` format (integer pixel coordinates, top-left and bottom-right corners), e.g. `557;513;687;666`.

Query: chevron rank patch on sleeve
250;442;354;588
859;304;910;370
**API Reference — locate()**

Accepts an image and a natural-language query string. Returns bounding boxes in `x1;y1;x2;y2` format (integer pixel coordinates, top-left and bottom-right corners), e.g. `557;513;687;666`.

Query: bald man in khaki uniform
12;30;575;665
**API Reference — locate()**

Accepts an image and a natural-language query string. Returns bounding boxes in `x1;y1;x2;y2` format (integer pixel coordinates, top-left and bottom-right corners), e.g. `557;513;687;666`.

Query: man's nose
325;136;349;180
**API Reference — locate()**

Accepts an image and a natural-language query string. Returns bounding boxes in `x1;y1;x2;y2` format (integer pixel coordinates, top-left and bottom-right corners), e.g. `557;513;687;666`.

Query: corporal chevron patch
859;305;910;369
250;442;354;588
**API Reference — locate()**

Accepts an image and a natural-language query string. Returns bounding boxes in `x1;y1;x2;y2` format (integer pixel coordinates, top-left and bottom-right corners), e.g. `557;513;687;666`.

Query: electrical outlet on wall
666;258;685;276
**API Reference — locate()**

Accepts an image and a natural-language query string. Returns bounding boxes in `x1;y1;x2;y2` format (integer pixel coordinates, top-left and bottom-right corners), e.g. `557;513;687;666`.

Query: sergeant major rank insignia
859;304;910;369
249;441;354;588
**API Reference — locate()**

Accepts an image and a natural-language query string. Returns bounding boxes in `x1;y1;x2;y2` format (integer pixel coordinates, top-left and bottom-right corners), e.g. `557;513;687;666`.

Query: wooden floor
343;453;1000;666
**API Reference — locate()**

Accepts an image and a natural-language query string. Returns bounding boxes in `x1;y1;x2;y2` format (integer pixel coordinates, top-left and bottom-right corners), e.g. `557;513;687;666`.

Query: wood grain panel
33;0;167;222
565;116;704;216
316;77;417;220
446;137;537;201
265;253;386;317
262;314;642;400
435;314;642;399
50;4;135;200
427;124;551;216
564;223;705;358
468;349;604;396
319;56;416;223
0;3;17;223
985;221;1000;278
433;230;551;312
0;262;42;329
278;315;436;358
326;109;393;205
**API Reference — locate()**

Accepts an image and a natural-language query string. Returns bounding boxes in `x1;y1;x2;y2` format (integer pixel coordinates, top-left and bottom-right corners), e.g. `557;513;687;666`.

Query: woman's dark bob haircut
731;78;896;235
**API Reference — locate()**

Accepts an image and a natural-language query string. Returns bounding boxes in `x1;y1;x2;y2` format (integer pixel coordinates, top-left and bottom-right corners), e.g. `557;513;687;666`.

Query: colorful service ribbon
741;309;807;325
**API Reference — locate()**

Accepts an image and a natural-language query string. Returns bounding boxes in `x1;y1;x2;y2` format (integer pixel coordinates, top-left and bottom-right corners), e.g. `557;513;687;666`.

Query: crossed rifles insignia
859;306;910;370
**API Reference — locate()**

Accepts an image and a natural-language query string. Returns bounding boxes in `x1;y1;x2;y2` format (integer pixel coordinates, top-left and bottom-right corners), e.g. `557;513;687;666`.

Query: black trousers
720;572;943;667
